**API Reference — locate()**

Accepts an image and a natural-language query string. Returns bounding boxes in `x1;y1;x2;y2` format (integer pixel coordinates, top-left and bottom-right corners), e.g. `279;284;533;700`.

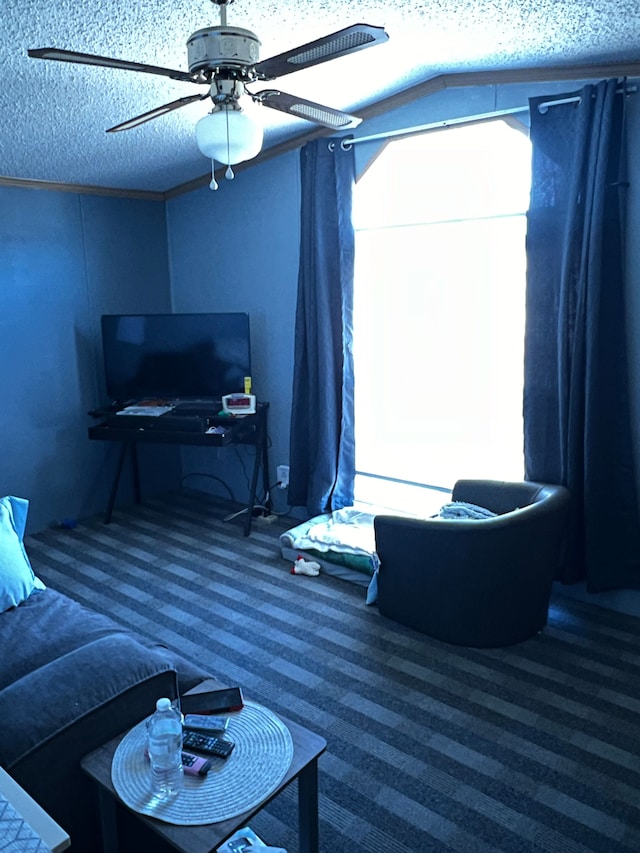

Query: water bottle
147;697;183;800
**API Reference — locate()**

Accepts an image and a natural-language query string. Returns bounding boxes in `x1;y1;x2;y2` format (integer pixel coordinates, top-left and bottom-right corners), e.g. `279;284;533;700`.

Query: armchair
374;479;570;647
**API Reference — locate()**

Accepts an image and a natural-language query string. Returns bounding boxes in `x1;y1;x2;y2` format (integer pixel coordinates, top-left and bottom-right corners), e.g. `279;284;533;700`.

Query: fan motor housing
187;26;261;74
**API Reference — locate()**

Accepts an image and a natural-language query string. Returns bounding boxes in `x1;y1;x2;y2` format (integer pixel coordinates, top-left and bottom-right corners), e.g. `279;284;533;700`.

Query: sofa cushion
0;585;149;691
5;656;181;853
0;587;208;692
0;633;180;767
0;587;211;853
0;496;44;613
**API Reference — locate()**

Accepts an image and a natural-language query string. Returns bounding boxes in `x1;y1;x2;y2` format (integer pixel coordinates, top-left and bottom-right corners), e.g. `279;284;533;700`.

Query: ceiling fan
28;0;389;188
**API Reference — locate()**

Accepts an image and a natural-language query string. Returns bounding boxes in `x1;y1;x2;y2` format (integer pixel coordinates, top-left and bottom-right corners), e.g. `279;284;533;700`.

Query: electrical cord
232;444;253;496
263;480;291;516
181;473;235;502
223;504;270;522
183;429;286;521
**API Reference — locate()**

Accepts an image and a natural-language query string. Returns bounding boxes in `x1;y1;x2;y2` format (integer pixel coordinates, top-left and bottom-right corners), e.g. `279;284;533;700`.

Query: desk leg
104;443;129;524
261;421;271;511
244;439;262;537
131;443;141;504
298;757;320;853
97;787;120;853
243;406;270;536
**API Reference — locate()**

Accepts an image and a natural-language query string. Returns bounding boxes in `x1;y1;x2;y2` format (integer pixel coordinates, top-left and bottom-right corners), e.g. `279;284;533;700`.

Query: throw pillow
0;496;45;612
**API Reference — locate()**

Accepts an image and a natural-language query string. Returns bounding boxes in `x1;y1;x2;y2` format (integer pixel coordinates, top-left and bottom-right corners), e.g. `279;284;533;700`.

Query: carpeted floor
25;490;640;853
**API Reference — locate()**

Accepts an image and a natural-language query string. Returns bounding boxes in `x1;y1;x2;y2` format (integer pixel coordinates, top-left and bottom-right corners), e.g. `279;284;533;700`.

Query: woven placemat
111;701;293;825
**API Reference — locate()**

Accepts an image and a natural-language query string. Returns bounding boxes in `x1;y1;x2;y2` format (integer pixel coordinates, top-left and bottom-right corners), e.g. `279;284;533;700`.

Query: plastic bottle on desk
147;697;183;800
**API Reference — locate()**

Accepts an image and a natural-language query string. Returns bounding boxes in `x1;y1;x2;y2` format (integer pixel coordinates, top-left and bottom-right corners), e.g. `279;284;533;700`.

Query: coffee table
81;708;326;853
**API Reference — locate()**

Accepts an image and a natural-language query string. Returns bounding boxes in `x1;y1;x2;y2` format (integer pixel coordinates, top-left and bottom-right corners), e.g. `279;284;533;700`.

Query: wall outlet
276;465;290;489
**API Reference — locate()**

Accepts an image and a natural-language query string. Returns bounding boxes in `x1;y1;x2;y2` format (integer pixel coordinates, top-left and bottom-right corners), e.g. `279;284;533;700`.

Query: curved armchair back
374;479;570;647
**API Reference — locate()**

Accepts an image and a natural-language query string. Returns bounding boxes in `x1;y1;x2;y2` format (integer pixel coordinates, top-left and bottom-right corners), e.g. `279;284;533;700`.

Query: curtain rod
331;106;529;150
332;85;636;150
536;85;635;113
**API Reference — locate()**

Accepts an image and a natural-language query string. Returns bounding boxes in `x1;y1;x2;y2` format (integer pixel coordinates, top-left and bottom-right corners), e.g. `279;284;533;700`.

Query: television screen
101;313;251;404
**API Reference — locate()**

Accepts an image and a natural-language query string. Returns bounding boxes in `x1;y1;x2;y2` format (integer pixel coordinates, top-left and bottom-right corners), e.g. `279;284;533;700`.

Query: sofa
374;479;571;647
0;496;211;851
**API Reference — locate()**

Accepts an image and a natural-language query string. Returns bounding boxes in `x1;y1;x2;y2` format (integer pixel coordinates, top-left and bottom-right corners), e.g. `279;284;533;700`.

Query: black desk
88;402;270;536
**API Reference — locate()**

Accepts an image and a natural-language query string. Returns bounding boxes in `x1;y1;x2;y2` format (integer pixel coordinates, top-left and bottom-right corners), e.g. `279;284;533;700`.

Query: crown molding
0;175;165;201
6;59;640;201
167;59;640;199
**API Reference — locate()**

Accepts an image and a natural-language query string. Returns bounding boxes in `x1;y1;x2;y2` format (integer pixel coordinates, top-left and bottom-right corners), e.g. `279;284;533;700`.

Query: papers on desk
116;405;174;417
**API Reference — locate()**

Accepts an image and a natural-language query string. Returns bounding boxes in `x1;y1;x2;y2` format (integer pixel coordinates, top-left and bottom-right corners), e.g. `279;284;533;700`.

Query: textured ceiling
2;0;640;194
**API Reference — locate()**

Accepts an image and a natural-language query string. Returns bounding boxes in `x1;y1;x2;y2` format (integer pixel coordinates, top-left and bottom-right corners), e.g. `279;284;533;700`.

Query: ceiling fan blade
253;23;388;79
28;47;198;84
255;89;362;129
107;94;209;133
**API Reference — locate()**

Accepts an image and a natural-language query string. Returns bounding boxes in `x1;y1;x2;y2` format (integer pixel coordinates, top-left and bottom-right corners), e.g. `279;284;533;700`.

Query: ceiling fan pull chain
224;109;235;180
209;160;219;190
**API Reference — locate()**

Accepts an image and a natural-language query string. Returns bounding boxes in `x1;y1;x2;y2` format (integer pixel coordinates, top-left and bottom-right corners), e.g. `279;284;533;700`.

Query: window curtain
288;139;356;517
524;79;640;590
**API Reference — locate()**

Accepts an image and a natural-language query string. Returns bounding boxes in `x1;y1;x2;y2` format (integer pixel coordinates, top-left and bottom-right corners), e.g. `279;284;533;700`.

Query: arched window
352;118;532;515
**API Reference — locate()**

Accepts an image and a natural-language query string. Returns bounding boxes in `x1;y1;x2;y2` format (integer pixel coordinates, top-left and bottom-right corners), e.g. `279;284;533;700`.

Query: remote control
184;714;229;733
182;751;212;777
182;730;235;759
144;746;212;777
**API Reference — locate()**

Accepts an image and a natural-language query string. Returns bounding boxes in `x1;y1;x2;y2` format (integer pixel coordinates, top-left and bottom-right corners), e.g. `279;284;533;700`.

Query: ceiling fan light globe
195;109;263;165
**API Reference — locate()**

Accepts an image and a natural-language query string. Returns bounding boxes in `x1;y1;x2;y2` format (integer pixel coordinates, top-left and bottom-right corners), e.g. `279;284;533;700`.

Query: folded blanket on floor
280;507;376;557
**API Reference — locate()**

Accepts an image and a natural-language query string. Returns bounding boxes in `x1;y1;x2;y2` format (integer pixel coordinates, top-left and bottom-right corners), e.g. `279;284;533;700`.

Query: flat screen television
101;312;251;404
